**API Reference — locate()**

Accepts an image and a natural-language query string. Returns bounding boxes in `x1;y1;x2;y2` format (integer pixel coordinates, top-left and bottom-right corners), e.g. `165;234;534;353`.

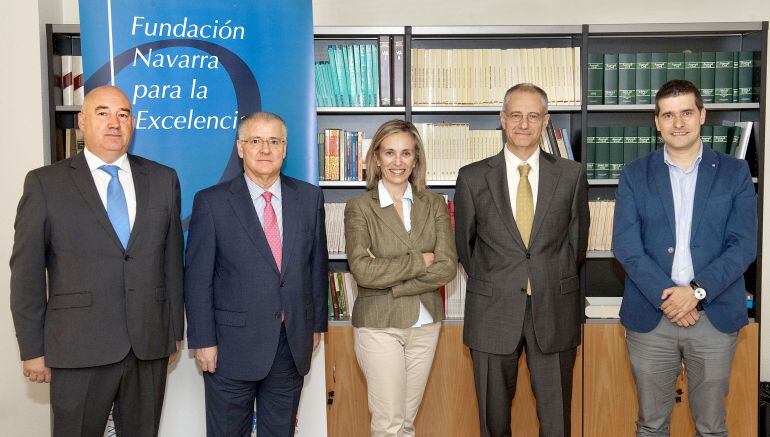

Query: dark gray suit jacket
10;152;185;368
455;151;589;355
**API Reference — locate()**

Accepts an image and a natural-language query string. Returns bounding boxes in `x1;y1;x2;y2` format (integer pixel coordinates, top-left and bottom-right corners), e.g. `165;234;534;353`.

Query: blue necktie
100;165;130;249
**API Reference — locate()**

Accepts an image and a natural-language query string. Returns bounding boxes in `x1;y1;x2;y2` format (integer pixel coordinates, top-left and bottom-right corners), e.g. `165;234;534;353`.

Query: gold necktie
516;163;534;295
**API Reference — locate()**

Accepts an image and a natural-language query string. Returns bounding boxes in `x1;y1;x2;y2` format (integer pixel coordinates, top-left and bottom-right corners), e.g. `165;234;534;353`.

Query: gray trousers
626;312;738;437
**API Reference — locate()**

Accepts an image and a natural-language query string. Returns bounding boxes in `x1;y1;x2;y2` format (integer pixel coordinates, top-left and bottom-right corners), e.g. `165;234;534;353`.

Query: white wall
3;1;770;435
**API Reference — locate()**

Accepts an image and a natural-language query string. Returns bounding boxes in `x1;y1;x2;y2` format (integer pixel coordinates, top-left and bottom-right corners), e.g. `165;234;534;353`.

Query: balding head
78;86;135;163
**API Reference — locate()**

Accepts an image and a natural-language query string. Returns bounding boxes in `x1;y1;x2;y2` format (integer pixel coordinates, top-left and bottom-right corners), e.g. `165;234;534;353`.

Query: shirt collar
378;180;413;208
244;173;282;202
504;145;540;171
84;146;130;174
663;143;703;174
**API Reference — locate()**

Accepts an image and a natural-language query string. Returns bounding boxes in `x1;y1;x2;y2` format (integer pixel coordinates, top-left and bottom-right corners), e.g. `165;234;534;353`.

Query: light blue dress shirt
244;174;283;244
663;144;703;286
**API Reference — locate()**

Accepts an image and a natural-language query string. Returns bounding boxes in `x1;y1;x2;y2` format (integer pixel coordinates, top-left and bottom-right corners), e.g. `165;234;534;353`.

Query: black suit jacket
10;152;184;368
455;151;589;355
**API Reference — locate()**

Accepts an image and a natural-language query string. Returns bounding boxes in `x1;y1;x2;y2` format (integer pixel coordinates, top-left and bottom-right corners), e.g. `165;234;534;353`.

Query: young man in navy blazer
613;80;757;436
184;112;328;436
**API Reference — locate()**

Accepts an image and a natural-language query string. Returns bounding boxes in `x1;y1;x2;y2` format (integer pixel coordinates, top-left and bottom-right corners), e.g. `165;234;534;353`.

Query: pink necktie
262;191;282;271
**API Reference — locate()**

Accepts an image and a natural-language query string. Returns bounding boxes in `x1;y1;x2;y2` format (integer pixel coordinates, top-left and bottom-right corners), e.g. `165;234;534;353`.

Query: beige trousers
354;322;441;437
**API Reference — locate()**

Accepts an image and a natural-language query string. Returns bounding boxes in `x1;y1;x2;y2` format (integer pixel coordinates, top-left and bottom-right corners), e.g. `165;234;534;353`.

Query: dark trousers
471;298;576;437
204;324;303;437
50;349;168;437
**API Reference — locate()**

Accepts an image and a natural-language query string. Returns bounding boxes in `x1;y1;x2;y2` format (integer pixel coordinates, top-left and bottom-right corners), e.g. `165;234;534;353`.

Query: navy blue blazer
184;174;328;380
613;147;756;334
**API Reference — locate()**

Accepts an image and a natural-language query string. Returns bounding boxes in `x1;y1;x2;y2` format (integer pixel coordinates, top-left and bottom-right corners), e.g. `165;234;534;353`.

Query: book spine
712;125;729;153
666;52;685;81
738;51;753;103
61;55;73;106
595;127;611;179
637;126;652;158
587;53;604;104
684;51;701;90
379;36;391;106
728;126;742;156
732;52;739;103
635;52;652;104
700;125;713;150
623;127;638;171
392;36;405;106
650;52;668;97
603;53;619;105
609;127;625;178
714;52;734;104
618;53;636;105
72;56;84;106
753;51;761;102
700;52;716;103
586;127;596;179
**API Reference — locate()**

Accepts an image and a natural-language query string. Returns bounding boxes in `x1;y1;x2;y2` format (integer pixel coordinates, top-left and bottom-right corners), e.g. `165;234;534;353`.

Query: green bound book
700;125;713;150
651;53;668;97
609;127;625;178
684;52;701;89
700;52;716;103
603;53;619;105
635;53;652;104
753;52;761;102
732;52;739;103
588;53;604;104
656;131;664;150
738;51;753;103
595;127;611;179
712;126;729;153
667;52;685;81
586;127;597;179
618;53;636;105
728;126;742;156
637;126;652;158
623;127;638;171
714;52;734;103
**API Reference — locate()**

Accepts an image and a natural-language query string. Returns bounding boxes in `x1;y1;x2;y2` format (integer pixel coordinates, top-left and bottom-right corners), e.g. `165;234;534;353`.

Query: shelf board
587;250;614;259
329;253;347;260
314;26;405;36
588;103;759;112
412;104;580;113
588;22;763;35
412;25;583;36
50;24;80;34
317;106;405;114
56;105;81;112
588;179;619;186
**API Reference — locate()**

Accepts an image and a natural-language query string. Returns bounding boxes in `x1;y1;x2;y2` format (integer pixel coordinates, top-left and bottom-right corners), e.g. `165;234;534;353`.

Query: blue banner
79;0;317;224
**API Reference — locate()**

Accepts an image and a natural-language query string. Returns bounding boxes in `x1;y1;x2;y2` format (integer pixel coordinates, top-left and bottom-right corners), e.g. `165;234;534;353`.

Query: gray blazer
455;151;589;355
345;188;457;329
10;152;184;368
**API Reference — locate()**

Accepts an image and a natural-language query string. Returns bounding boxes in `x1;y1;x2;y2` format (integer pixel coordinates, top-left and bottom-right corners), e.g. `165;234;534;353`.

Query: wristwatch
690;281;707;301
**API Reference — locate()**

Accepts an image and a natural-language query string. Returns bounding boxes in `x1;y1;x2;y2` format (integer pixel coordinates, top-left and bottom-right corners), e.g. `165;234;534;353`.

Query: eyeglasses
238;137;286;148
504;112;546;124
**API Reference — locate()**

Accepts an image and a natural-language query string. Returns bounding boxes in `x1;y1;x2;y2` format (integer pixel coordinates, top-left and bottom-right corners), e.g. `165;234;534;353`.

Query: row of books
415;124;502;181
411;47;581;106
586;122;752;179
61;55;84;106
314;37;405;107
328;271;358;320
588;51;761;105
588;200;615;251
325;203;346;255
317;129;372;181
54;128;84;161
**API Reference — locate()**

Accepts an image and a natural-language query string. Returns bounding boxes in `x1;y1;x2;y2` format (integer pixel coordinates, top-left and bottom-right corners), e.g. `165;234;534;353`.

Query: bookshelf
46;24;82;164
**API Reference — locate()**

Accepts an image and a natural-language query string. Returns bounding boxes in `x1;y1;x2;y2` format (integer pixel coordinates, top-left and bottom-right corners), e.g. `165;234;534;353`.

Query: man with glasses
455;83;589;437
613;80;756;436
184;112;328;436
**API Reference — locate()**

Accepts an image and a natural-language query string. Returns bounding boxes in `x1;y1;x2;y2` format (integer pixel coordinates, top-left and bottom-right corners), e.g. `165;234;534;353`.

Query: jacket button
274;312;281;319
280;281;285;288
520;287;527;293
525;253;531;259
667;247;674;254
124;255;132;261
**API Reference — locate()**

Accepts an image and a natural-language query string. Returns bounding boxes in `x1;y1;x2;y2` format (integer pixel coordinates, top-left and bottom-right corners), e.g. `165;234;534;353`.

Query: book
732;52;739;103
700;52;716;103
666;52;685;81
603;53;619;105
684;51;701;89
72;56;84;106
738;51;754;103
635;52;652;104
379;36;391;106
700;125;713;150
650;52;668;97
587;53;604;104
609;127;624;178
712;125;729;153
61;55;73;106
637;126;652;158
722;121;753;160
623;127;638;169
586;127;596;178
595;127;611;179
714;51;734;104
392;36;405;106
618;53;636;105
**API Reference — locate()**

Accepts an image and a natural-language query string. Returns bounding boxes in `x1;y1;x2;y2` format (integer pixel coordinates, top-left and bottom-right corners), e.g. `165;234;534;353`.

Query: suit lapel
69;153;124;252
529;153;560;245
279;176;298;277
227;175;280;275
370;190;412;248
485;152;526;250
125;155;148;252
651;150;677;239
409;191;430;243
690;148;718;240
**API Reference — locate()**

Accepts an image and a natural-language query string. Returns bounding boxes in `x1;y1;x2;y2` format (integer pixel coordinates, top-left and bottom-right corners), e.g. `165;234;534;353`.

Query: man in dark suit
184;112;328;436
10;85;184;437
613;80;756;436
455;83;589;437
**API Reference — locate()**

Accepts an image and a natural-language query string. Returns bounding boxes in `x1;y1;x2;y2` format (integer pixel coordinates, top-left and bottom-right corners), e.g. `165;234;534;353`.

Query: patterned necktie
100;165;130;249
262;191;282;271
516;163;534;295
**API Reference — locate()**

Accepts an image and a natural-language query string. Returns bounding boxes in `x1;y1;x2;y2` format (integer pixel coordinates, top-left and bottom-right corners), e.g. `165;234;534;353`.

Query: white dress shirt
244;175;283;244
504;146;540;219
83;147;137;230
378;180;434;327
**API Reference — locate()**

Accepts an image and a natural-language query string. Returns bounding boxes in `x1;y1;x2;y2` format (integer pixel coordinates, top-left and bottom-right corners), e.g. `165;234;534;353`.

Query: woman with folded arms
344;119;458;437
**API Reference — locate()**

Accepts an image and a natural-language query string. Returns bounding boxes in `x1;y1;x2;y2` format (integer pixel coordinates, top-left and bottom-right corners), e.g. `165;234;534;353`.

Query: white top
378;180;434;327
84;147;136;230
244;175;283;244
504;146;540;219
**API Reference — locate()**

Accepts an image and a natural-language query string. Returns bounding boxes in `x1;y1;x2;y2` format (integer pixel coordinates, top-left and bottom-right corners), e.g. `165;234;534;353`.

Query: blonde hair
365;119;427;193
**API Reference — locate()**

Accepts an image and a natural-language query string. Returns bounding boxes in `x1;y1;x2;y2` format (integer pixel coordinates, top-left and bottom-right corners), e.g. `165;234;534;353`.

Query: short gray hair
502;83;549;113
237;112;287;139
